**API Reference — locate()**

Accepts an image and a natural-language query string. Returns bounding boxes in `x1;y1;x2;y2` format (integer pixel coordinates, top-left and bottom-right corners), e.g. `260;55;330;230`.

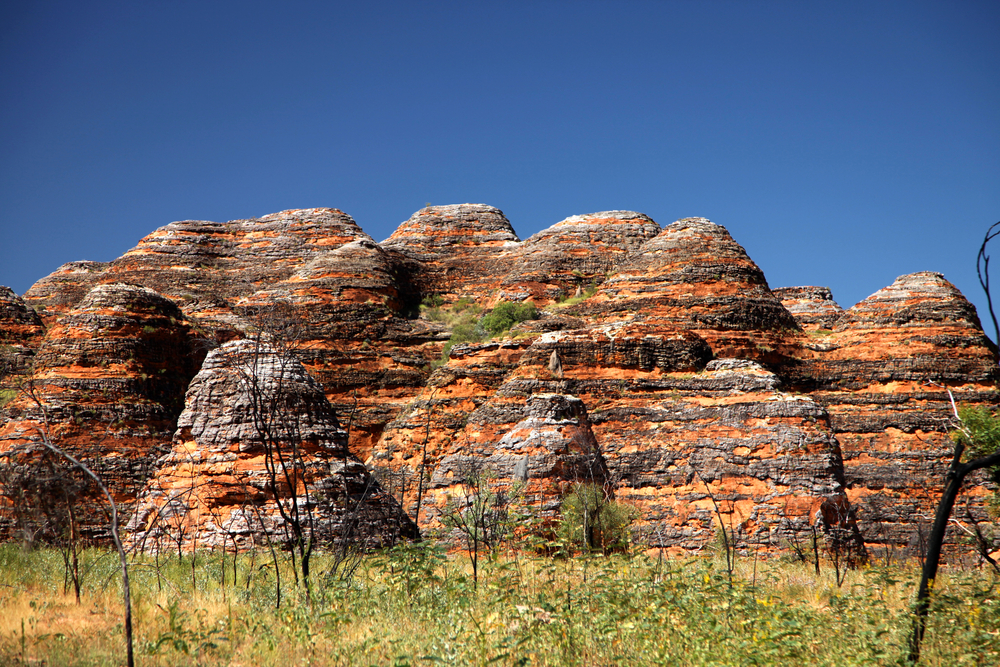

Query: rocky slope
494;211;661;305
381;204;521;304
773;286;844;331
2;205;997;559
777;272;1000;556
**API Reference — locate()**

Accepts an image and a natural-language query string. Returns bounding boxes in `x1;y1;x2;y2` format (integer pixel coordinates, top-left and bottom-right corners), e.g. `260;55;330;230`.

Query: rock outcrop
491;327;864;555
777;272;1000;556
8;207;997;558
22;209;445;461
579;218;800;360
381;204;521;303
127;340;417;552
21;261;108;326
0;286;44;373
495;211;661;305
0;283;205;537
426;393;610;531
773;286;844;331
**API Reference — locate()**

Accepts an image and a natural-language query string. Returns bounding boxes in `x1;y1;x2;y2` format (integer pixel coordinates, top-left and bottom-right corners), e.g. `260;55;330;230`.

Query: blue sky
2;1;998;337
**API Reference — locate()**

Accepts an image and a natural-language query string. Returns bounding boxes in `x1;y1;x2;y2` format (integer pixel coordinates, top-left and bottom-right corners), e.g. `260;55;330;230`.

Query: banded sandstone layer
2;205;997;558
0;283;205;538
126;340;417;553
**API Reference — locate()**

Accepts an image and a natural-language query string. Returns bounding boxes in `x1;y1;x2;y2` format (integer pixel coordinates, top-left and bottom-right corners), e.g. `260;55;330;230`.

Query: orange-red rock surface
127;340;417;552
578;217;800;361
773;286;844;331
495;211;661;305
0;286;45;374
381;204;521;303
4;206;997;557
0;283;205;537
777;272;1000;555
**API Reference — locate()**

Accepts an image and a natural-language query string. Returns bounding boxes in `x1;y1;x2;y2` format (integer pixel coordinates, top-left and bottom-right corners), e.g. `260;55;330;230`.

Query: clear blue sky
2;1;998;336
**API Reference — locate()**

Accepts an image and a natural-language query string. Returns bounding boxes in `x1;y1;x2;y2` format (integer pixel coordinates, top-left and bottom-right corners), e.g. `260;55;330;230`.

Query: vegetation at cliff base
2;545;998;666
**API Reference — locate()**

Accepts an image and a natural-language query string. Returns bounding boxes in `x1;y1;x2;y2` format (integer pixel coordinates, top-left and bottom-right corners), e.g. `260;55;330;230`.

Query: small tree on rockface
557;483;636;555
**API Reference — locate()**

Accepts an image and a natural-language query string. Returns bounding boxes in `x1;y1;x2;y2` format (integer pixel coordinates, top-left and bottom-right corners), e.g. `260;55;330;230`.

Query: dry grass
1;544;998;666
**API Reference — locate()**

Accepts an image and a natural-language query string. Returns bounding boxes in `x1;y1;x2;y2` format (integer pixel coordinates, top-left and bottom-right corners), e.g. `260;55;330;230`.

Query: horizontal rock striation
495;333;865;556
9;206;998;558
22;261;108;326
778;272;1000;557
427;393;610;539
773;286;844;331
0;286;45;374
495;211;661;305
381;204;521;303
369;339;534;519
577;218;800;361
127;340;417;553
0;283;205;539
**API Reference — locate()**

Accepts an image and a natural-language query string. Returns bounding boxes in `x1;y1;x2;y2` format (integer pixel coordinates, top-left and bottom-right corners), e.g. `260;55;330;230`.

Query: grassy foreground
0;544;998;666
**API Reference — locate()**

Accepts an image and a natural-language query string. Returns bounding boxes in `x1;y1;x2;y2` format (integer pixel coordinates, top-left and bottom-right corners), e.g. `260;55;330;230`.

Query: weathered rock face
0;286;44;373
381;204;521;302
578;218;800;361
495;211;661;305
127;340;417;552
778;272;1000;556
420;393;610;540
23;209;385;334
22;261;108;326
492;327;864;556
773;286;844;331
10;207;998;558
21;208;445;464
369;339;533;517
0;283;205;537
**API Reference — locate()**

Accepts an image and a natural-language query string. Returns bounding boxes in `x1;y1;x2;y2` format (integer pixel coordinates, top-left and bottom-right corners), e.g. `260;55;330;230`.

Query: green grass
550;283;598;309
1;543;998;666
424;299;539;370
0;387;16;408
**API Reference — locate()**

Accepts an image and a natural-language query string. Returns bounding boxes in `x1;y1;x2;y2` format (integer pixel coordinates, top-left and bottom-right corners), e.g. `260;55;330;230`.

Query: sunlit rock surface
8;208;998;557
381;204;521;303
0;283;205;538
127;340;417;553
773;286;844;331
495;211;661;305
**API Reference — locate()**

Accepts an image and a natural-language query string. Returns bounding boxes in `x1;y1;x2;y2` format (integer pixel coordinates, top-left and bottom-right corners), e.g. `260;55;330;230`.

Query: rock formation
127;339;417;552
21;261;108;326
578;217;800;360
773;286;844;331
5;206;997;558
381;204;521;303
778;272;1000;556
0;283;205;538
427;393;610;529
495;211;661;305
0;286;44;374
